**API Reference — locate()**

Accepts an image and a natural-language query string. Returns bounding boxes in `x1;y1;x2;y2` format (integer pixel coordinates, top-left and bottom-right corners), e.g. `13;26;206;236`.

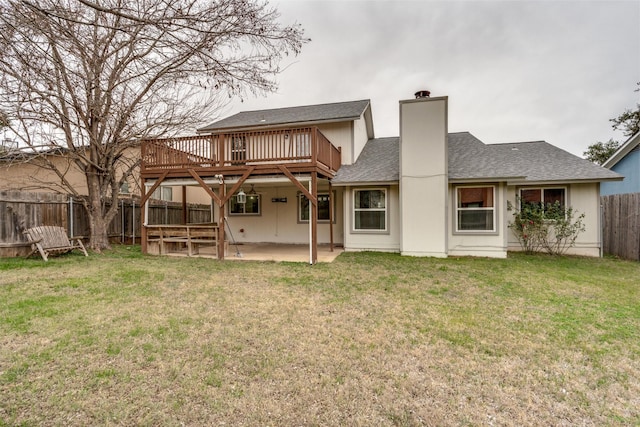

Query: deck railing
141;127;341;173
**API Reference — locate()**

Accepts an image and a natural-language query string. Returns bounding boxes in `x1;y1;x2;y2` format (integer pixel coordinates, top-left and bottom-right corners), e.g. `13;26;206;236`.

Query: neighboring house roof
198;99;372;132
602;131;640;169
0;147;66;162
334;131;622;185
333;137;399;184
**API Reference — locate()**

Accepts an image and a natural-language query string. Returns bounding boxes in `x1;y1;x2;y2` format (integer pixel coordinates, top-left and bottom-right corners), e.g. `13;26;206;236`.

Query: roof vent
414;90;431;99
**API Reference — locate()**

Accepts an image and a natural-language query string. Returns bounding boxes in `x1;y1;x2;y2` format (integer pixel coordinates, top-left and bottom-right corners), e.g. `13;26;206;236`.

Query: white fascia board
448;176;525;184
602;131;640;168
331;180;398;187
506;178;623;186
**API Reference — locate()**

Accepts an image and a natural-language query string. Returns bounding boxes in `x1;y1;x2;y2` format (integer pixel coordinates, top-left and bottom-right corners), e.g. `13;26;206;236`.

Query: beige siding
447;183;508;258
399;97;448;257
0;156;88;194
342;185;400;252
352;114;369;163
201;184;345;245
317;122;355;165
506;182;602;257
0;147;141;197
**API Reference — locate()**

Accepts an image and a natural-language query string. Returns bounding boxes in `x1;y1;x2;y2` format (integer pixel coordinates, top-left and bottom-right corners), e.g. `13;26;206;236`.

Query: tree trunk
88;211;111;251
85;166;117;252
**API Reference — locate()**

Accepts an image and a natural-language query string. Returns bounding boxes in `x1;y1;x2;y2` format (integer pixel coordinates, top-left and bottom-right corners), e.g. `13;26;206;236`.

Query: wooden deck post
140;175;147;253
329;181;334;252
182;186;187;224
311;171;318;264
218;181;225;260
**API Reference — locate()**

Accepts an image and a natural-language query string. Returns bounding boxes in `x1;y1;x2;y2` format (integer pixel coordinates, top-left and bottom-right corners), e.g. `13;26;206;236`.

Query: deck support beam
311;171;318;264
140;171;169;254
329;181;334;252
182;186;187;224
218;181;225;260
187;167;256;260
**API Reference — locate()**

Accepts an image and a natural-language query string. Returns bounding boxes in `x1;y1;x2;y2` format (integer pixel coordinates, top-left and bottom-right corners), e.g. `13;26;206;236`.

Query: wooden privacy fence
601;193;640;261
0;190;212;248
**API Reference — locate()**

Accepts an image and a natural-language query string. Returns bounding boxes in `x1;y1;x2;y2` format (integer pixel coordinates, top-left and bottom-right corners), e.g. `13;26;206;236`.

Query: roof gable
602;131;640;169
198;99;371;132
333;137;399;184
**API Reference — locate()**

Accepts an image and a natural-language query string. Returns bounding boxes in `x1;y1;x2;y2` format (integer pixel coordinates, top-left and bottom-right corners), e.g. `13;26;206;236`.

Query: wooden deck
141;127;341;180
139;126;341;264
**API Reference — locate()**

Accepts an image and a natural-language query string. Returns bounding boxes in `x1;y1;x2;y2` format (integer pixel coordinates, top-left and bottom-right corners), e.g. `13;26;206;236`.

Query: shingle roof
198;100;370;132
333;137;399;184
480;141;622;182
448;132;524;180
333;131;622;184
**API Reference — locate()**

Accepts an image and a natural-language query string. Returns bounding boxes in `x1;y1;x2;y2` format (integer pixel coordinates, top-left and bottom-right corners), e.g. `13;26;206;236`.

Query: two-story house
139;92;622;262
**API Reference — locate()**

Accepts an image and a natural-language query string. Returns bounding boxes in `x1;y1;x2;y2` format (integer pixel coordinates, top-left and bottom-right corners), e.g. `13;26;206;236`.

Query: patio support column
139;171;169;254
311;171;318;264
181;186;187;224
218;181;225;260
140;176;147;253
329;181;334;252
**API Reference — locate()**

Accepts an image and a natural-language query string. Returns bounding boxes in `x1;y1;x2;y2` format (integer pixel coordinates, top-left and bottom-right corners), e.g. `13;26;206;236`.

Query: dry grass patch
0;248;639;426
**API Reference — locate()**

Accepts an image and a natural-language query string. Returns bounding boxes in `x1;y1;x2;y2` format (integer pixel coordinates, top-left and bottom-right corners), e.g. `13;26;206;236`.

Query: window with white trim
353;188;387;231
229;193;261;215
519;187;566;219
299;192;333;222
151;187;173;201
456;186;495;232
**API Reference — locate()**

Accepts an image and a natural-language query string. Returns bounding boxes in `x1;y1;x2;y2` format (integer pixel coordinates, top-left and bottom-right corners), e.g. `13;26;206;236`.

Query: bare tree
0;0;306;250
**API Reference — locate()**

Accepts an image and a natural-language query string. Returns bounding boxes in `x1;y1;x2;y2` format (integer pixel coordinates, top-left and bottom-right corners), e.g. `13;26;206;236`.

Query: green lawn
1;247;639;426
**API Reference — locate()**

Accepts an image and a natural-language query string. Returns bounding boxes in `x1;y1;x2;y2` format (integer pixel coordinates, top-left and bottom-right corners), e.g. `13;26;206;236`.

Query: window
299;193;333;222
151;187;172;201
456;186;495;232
520;187;566;219
229;193;260;215
354;189;386;231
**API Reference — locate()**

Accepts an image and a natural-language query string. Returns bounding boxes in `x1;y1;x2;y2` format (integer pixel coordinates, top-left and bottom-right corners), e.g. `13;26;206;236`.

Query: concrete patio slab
162;243;344;263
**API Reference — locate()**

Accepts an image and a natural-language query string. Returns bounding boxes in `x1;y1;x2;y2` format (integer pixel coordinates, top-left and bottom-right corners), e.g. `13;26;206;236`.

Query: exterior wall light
236;188;246;204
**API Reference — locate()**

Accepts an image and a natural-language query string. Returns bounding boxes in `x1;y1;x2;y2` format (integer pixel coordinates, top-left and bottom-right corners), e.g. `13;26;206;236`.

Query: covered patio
139;126;342;264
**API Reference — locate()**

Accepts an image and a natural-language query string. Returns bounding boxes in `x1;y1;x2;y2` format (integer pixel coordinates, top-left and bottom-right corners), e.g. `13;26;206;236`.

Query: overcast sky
222;0;639;158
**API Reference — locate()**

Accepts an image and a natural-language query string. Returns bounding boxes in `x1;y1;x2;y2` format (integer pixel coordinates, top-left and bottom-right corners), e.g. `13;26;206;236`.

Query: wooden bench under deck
24;226;88;261
145;224;222;257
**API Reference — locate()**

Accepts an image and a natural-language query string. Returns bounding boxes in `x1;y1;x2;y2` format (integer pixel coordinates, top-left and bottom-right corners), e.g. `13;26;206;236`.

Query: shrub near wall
508;199;585;255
